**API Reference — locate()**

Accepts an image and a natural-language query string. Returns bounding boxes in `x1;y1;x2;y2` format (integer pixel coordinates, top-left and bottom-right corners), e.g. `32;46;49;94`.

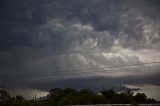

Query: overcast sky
0;0;160;100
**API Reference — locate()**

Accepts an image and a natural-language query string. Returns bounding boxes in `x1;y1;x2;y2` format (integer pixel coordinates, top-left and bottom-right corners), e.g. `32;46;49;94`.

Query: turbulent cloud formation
0;0;160;100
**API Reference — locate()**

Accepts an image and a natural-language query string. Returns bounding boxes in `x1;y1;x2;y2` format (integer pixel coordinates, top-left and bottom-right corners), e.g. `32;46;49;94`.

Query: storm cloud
0;0;160;100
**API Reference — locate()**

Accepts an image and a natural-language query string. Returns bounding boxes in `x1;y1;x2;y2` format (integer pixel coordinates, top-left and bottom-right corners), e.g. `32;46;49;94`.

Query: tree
49;88;62;97
147;98;156;103
48;88;63;106
0;88;11;102
16;95;25;102
125;89;134;96
134;93;147;103
78;89;95;104
62;88;78;96
57;88;78;105
101;89;115;103
79;89;94;96
101;89;115;98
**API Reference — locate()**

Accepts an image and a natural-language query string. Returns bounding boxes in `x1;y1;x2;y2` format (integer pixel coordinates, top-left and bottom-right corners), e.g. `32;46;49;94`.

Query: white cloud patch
125;84;160;101
71;24;93;31
8;88;48;100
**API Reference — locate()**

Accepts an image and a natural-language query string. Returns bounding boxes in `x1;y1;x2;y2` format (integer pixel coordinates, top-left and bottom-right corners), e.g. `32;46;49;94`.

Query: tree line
0;87;158;106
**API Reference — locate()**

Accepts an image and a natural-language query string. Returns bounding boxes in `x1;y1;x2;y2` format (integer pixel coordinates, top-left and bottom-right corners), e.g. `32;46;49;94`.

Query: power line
31;65;160;77
19;61;160;75
1;62;160;77
0;62;160;78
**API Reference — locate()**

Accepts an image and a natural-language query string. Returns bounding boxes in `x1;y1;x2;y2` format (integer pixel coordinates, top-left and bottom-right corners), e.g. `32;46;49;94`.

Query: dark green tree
101;89;115;103
134;93;147;103
78;89;95;105
16;95;25;102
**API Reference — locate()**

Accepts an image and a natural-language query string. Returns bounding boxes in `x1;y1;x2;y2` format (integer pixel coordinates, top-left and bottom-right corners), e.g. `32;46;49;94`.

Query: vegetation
0;87;158;106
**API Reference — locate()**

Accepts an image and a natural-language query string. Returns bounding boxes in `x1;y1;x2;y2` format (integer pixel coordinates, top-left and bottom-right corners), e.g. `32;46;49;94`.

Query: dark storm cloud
0;0;160;51
0;0;56;51
2;72;160;91
0;0;160;99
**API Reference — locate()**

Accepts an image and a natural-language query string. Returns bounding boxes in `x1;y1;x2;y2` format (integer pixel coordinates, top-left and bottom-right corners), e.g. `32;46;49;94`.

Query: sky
0;0;160;100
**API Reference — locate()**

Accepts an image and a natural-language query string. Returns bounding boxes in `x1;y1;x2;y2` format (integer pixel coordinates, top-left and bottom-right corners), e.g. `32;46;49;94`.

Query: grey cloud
1;0;160;51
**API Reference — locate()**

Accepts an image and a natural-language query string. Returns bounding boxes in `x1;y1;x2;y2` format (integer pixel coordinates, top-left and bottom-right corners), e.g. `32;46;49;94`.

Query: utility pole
120;83;122;94
34;94;37;101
